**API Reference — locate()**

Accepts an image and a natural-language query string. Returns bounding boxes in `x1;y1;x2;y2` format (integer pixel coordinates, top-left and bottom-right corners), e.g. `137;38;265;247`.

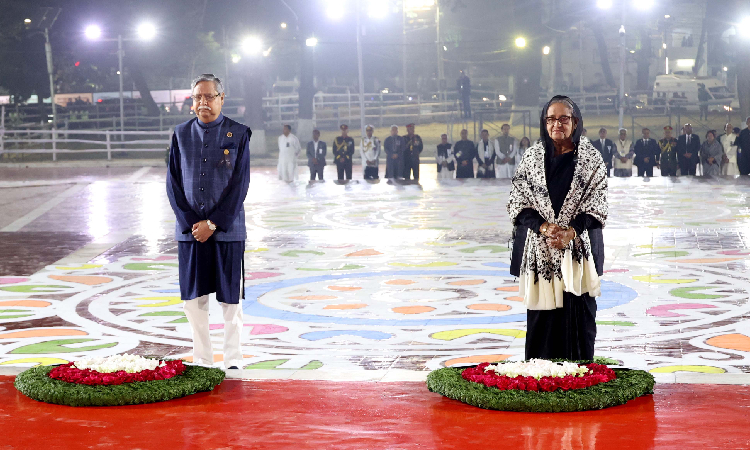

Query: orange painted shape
327;286;363;291
448;279;486;286
445;354;512;367
345;249;383;257
288;295;338;301
324;304;368;310
48;275;113;286
392;306;436;314
665;258;742;264
495;286;519;292
0;329;87;339
467;303;512;311
0;300;51;308
385;279;416;285
505;296;524;302
706;333;750;352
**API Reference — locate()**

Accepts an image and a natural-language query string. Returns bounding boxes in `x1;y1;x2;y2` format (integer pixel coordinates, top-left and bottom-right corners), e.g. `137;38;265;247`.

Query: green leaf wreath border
427;363;655;413
14;364;225;407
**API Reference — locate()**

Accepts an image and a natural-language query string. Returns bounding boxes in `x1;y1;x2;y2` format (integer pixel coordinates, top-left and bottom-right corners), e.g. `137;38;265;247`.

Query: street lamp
368;0;389;19
84;23;156;135
739;17;750;39
542;45;550;55
632;0;654;11
515;37;526;48
306;37;318;47
596;0;613;9
326;0;346;20
241;36;263;55
280;22;288;29
24;18;31;24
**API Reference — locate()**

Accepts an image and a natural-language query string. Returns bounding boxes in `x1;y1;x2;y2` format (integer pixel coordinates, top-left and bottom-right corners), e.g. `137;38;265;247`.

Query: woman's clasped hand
541;222;576;249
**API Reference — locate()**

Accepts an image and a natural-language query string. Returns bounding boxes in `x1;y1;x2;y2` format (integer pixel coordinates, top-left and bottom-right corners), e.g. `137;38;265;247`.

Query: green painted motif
297;264;364;271
244;359;323;370
596;321;635;326
140;311;185;317
458;245;510;254
632;251;689;258
10;339;117;354
0;285;70;293
669;286;725;300
280;250;325;257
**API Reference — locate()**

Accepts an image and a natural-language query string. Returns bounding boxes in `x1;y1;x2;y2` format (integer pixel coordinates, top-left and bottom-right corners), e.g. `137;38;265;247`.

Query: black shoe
227;366;239;370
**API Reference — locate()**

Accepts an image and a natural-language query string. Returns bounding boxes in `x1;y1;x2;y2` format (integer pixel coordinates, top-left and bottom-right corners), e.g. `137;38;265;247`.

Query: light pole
85;22;156;135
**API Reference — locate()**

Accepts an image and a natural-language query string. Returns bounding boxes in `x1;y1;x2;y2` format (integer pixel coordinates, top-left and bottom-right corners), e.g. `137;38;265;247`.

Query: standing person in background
581;128;588;137
592;128;614;177
278;124;301;182
457;70;472;119
306;129;326;181
360;125;381;180
738;117;750;175
633;128;661;177
384;125;404;179
475;129;496;179
403;124;423;180
454;129;476;178
720;123;739;176
676;123;700;176
495;124;517;179
516;137;531;165
700;130;723;177
332;124;355;181
658;126;679;176
698;83;710;121
613;128;634;177
436;134;455;179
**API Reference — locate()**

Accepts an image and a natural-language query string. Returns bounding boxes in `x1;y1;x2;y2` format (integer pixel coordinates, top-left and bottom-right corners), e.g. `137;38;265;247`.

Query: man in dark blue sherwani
166;74;251;370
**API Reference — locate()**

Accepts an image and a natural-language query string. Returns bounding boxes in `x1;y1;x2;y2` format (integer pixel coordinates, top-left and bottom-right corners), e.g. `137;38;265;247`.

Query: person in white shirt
360;125;381;180
436;134;455;179
613;128;634;177
720;122;739;176
494;124;517;179
277;124;301;182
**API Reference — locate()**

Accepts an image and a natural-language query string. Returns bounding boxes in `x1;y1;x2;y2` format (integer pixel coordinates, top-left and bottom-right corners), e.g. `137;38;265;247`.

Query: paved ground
1;164;750;384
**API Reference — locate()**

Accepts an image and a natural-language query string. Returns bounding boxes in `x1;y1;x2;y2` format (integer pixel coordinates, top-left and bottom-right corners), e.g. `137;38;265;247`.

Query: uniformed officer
332;124;355;180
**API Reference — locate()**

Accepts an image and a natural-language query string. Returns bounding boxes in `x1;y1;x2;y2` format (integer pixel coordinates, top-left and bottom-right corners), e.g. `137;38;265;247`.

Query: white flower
484;359;591;380
73;354;162;373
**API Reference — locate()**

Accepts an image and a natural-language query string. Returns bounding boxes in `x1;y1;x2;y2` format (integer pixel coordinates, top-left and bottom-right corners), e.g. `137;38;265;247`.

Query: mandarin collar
197;114;224;129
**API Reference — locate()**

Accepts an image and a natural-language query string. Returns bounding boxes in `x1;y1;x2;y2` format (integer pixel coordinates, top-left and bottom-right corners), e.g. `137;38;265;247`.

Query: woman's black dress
512;151;602;361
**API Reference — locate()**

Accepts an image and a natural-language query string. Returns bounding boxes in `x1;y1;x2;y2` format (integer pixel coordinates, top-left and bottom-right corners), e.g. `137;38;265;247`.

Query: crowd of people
592;117;750;177
276;123;532;181
276;116;750;182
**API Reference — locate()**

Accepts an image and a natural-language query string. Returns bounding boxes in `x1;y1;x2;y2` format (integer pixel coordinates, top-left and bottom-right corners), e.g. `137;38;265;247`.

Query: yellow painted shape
389;262;458;268
245;248;269;253
632;275;697;284
345;249;383;257
134;296;183;307
431;329;527;341
0;329;87;339
650;365;725;374
0;357;69;366
664;258;742;264
54;264;103;271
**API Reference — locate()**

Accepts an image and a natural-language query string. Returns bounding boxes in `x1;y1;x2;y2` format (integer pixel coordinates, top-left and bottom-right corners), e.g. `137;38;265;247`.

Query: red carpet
1;376;748;449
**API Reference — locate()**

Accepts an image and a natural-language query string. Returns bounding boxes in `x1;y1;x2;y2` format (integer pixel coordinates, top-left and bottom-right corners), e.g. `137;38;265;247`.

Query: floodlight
368;0;389;19
326;0;346;20
633;0;654;11
84;24;102;40
596;0;613;9
136;22;157;41
543;46;551;55
306;37;318;47
515;37;526;48
241;36;263;55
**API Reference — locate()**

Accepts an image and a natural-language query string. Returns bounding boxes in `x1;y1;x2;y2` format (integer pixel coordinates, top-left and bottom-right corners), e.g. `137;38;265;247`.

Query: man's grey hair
191;74;224;95
390;125;399;129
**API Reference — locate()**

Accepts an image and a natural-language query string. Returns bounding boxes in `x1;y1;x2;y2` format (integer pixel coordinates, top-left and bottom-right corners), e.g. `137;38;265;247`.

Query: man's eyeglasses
545;116;574;126
192;93;221;103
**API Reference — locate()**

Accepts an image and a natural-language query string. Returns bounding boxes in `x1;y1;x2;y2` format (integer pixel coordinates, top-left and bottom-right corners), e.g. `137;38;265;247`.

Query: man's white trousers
183;294;243;369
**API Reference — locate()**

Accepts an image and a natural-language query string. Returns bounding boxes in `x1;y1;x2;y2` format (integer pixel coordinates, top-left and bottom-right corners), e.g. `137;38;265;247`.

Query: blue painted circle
242;269;637;326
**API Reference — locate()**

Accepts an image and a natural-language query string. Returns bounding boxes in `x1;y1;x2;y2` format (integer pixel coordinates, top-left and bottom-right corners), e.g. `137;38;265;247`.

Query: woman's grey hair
191;74;224;95
547;97;575;114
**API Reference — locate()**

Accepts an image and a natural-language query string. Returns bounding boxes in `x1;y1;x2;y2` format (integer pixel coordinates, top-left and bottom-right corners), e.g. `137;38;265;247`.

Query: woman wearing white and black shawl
507;95;608;361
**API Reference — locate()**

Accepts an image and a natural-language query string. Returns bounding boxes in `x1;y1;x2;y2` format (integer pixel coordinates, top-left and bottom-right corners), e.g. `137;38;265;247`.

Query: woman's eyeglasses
192;93;221;103
545;116;573;126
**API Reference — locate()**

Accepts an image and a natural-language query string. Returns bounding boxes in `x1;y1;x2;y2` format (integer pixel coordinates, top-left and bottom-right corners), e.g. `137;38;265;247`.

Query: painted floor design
1;166;750;378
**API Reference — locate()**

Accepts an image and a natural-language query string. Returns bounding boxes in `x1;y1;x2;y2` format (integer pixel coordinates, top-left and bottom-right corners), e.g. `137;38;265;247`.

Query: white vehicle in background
652;74;738;112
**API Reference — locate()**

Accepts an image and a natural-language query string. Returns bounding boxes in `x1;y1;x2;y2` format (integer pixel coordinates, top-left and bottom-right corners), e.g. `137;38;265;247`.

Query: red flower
49;360;186;386
461;362;616;393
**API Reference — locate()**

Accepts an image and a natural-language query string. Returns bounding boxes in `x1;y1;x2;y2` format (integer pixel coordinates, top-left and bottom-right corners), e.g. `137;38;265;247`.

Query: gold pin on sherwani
227;132;233;137
224;149;230;155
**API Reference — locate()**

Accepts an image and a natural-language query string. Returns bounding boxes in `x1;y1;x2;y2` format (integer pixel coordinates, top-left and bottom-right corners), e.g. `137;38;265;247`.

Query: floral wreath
427;359;654;413
15;355;225;407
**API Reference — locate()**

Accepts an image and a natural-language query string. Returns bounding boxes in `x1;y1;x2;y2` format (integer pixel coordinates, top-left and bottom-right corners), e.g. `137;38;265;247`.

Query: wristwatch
206;220;217;231
540;223;549;235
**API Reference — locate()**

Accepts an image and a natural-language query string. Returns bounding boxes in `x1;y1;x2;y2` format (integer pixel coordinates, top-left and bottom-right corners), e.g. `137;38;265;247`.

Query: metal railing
0;128;170;161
